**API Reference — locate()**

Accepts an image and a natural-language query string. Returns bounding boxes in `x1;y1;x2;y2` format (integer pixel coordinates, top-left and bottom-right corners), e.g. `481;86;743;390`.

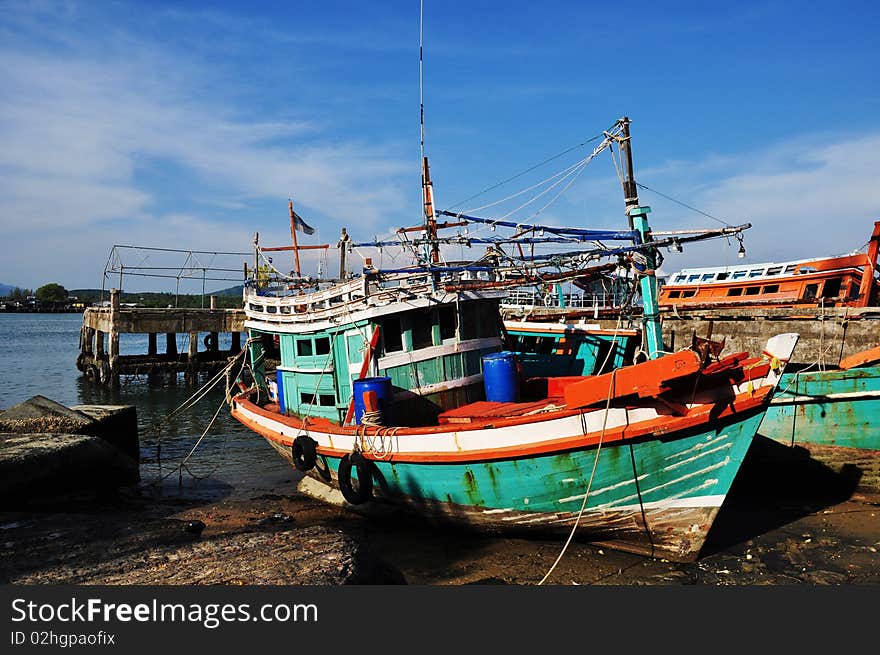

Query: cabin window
767;266;783;275
381;317;403;353
745;287;761;295
296;339;313;357
687;274;701;283
315;336;331;355
266;305;277;314
479;303;499;338
732;271;747;279
439;306;457;341
681;290;697;298
411;310;434;350
804;284;818;300
249;303;265;312
822;278;842;298
459;303;477;340
785;265;797;273
701;273;715;282
674;275;687;283
727;288;743;296
749;269;764;278
847;283;860;300
668;290;682;298
300;392;335;406
534;336;557;355
716;272;729;281
799;266;817;274
762;285;779;294
280;306;292;314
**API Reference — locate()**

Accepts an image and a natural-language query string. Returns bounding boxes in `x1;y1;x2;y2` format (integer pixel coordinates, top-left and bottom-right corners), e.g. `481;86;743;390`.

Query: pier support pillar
166;333;177;357
231;331;241;352
106;288;121;386
148;333;157;356
187;331;199;382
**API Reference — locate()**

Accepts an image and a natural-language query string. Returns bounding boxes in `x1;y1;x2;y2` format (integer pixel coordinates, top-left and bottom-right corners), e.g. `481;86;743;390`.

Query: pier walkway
77;288;246;385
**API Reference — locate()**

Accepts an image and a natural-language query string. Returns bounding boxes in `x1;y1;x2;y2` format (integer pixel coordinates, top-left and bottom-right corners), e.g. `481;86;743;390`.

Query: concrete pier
77;288;246;385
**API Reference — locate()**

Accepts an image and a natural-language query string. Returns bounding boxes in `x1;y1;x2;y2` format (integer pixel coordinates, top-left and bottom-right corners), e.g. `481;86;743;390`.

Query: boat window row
672;264;799;285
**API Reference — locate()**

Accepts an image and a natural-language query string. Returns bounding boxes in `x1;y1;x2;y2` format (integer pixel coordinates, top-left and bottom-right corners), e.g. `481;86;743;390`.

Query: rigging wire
635;182;735;227
447;131;613;211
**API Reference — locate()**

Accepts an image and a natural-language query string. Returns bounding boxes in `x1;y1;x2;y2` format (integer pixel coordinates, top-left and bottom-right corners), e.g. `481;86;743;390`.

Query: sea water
0;312;294;498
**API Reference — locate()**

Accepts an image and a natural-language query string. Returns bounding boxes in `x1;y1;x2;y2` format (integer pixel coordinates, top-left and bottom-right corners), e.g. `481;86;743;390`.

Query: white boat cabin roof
664;253;863;287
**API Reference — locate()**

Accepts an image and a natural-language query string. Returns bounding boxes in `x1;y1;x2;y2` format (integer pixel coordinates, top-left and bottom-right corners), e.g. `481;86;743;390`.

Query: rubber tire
203;333;218;350
337;453;373;505
292;435;318;472
314;455;332;482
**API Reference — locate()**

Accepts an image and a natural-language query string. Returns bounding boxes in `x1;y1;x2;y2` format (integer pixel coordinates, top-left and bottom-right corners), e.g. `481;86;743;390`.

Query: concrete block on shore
71;404;139;464
0;433;139;503
0;395;140;503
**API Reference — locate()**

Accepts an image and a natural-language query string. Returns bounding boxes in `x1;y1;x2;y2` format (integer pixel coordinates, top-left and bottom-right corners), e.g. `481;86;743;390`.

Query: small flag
291;209;315;235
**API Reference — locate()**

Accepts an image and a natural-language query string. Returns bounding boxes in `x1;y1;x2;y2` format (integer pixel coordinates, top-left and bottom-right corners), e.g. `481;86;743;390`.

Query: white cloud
0;3;412;288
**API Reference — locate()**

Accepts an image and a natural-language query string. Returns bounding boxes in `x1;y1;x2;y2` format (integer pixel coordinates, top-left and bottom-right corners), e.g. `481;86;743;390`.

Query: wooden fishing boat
758;350;880;490
229;117;803;561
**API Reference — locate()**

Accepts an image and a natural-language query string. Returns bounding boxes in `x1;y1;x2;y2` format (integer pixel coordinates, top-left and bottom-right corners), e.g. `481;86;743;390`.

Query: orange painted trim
232;387;771;464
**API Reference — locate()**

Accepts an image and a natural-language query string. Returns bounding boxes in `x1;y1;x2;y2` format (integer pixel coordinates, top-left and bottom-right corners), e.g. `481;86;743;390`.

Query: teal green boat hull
759;365;880;490
761;366;880;450
282;407;765;561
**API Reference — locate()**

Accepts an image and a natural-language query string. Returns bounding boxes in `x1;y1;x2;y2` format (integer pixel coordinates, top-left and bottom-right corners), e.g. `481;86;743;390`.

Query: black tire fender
292;434;318;472
337;452;373;505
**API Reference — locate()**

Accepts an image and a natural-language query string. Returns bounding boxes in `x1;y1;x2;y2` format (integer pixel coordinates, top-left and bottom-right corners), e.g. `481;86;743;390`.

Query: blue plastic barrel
353;376;394;425
482;351;520;402
275;371;286;415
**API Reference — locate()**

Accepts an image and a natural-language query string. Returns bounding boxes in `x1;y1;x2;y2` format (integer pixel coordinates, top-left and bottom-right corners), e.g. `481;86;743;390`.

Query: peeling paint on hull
265;410;763;562
760;366;880;489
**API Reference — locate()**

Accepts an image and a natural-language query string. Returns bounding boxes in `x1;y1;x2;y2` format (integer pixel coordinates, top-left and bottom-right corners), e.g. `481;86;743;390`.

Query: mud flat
1;444;878;586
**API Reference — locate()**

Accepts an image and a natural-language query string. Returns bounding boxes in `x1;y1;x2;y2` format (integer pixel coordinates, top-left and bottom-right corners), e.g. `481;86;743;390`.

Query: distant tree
35;283;68;303
10;287;32;300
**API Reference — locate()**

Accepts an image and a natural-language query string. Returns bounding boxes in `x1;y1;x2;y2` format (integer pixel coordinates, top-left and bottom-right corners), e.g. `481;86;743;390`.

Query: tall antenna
419;0;426;166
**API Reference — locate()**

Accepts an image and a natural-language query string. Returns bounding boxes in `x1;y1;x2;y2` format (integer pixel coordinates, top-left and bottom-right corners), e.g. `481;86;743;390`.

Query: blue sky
2;0;879;292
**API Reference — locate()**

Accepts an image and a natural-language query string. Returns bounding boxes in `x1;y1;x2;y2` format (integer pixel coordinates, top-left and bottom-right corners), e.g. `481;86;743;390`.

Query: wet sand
2;439;878;586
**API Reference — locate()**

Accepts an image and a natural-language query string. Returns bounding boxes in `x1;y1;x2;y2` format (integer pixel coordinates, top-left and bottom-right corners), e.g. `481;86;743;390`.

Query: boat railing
502;289;631;310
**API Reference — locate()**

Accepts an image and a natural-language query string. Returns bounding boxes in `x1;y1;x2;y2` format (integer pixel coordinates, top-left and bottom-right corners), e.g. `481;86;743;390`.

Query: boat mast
289;199;302;278
619;117;663;358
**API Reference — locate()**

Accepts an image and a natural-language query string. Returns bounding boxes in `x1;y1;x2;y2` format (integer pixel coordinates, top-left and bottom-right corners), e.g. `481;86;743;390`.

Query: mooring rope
538;368;617;585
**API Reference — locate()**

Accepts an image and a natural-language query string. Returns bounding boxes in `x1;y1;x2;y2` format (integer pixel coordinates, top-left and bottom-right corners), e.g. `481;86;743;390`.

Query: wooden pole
289;199;302;277
619;116;639;230
109;288;120;374
338;227;349;280
422;157;440;265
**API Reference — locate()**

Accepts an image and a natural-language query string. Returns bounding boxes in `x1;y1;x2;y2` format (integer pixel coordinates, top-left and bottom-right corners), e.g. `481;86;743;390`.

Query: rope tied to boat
538;368;618;585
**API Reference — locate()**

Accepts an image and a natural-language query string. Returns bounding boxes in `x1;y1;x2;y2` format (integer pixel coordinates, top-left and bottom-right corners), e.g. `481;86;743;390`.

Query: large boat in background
659;221;880;311
228;117;802;562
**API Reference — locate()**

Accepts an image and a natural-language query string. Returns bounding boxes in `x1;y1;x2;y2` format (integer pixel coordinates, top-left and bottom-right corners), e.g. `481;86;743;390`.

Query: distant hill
0;283;23;296
212;285;244;296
